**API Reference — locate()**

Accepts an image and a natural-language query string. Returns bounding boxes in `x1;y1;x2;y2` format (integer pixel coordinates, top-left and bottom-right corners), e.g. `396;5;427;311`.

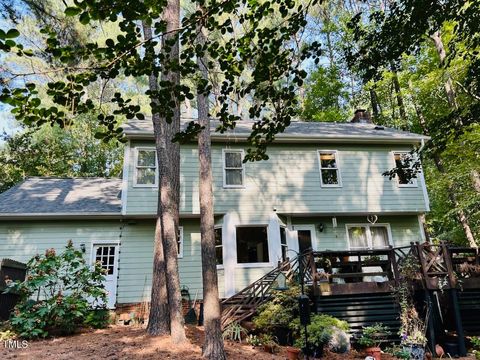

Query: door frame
90;241;120;309
292;224;317;252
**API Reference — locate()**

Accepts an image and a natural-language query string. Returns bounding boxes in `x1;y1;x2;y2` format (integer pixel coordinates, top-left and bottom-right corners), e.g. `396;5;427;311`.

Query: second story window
135;148;157;186
318;151;341;187
393;152;418;187
223;149;245;188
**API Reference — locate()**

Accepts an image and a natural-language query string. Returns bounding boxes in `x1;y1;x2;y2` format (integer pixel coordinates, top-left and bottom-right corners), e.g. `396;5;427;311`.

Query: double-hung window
318;150;341;187
134;148;157;186
346;224;391;250
223;149;245;188
393;152;418;187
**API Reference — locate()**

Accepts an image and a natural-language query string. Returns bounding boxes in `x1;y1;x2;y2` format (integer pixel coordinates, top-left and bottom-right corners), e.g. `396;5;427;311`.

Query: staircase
220;257;299;329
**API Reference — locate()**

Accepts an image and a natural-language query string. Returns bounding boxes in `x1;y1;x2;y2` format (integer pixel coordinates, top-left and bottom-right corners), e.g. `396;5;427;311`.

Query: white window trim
222;149;245;189
235;224;271;267
215;225;224;269
317;150;343;188
280;225;288;261
133;147;158;188
177;226;184;258
391;151;418;188
345;223;394;250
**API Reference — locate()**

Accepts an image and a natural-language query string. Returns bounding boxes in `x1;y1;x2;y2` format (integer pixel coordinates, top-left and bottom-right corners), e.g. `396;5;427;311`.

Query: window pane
371;226;389;248
394;153;412;185
138;150;156;167
215;228;223;265
321;169;338;185
226;169;243;186
236;227;269;263
137;168;156;185
225;152;242;168
280;227;287;261
348;226;368;249
320;153;337;168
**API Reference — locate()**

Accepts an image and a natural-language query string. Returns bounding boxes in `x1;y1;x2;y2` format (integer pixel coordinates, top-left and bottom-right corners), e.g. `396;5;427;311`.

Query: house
0;113;430;309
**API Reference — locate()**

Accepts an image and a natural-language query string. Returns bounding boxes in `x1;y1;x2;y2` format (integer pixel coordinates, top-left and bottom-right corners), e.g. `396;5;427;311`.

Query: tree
1;0;321;353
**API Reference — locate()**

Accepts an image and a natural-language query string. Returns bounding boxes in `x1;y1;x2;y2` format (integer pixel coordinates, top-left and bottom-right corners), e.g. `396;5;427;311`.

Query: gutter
124;131;429;145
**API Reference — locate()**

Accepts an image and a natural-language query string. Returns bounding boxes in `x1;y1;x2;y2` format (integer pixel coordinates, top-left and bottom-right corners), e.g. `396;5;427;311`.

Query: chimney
351;109;372;124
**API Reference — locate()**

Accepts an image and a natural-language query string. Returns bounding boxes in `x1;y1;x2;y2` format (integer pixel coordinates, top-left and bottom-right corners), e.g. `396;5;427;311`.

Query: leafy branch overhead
0;0;322;161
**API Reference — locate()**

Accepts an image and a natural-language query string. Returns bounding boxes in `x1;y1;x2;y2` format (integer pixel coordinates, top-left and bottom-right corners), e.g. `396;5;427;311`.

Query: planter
402;343;425;360
286;347;301;360
365;346;382;360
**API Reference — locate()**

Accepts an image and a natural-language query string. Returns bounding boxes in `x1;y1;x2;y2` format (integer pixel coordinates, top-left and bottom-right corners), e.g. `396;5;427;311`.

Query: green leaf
5;29;20;39
79;12;90;25
64;7;81;16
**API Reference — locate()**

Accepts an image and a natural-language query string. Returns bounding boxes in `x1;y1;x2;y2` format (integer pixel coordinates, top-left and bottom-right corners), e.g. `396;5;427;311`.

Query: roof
0;177;122;219
122;119;429;144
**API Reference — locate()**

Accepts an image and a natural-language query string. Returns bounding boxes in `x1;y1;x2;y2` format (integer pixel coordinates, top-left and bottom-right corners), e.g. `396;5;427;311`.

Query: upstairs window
135;148;157;186
223;149;245;188
318;151;341;187
393;152;418;187
236;226;269;264
346;224;391;250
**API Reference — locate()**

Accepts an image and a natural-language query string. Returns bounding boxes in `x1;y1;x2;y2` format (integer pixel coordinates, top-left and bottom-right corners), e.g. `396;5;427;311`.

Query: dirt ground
0;325;476;360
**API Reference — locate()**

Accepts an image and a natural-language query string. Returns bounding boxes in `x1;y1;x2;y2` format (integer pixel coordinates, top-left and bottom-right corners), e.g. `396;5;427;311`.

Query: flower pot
402;343;425;360
286;347;301;360
365;346;382;360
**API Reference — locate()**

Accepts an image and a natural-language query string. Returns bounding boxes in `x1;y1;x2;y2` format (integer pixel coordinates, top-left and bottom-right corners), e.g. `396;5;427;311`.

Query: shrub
358;323;391;348
253;285;300;333
292;314;349;351
222;321;247;342
5;241;107;338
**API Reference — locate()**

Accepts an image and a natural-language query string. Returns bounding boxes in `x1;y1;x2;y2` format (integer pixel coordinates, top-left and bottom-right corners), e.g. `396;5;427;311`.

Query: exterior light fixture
80;243;86;253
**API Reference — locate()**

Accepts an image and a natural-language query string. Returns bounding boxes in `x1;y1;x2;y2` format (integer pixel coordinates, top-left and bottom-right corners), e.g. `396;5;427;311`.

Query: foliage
0;329;15;341
253;285;301;333
245;334;261;347
84;309;111;329
259;333;278;348
0;119;123;193
5;241;107;338
358;323;390;348
302;65;349;122
222;321;247;343
292;314;349;351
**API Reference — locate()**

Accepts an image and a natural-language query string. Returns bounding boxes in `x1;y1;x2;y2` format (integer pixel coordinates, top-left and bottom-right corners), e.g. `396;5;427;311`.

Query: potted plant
286;346;301;360
358;323;390;360
260;333;278;353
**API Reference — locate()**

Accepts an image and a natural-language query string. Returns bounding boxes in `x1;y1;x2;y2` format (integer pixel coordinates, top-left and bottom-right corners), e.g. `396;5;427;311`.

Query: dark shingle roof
0;177;122;216
122;119;429;143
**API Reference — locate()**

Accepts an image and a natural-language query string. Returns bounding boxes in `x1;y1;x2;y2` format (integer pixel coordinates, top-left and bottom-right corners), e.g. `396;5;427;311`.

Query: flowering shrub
5;241;108;338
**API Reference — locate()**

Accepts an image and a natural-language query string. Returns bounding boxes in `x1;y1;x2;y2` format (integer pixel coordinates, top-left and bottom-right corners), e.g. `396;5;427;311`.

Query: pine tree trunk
142;22;170;336
392;71;407;121
431;31;458;108
196;16;227;360
160;0;187;344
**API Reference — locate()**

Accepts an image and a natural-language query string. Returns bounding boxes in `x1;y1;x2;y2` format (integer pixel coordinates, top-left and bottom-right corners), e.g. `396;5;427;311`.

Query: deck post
450;288;467;356
424;290;437;358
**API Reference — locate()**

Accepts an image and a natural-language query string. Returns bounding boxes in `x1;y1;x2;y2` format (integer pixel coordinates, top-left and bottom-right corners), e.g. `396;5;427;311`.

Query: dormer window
134;148;157;187
318;150;342;187
393;152;418;187
223;149;245;188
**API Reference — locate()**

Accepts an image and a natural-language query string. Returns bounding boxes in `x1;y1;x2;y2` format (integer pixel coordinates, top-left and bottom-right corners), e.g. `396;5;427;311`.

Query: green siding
291;215;422;251
126;142;428;216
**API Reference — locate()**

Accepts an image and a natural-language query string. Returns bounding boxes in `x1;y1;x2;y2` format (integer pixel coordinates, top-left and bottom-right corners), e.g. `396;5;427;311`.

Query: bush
293;314;349;352
358;323;390;348
253;285;300;333
5;241;108;338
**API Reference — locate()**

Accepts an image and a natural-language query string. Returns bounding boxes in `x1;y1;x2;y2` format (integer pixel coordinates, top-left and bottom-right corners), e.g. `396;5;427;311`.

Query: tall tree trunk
429;31;477;246
431;31;457;109
160;0;187;344
410;83;477;247
142;22;171;336
196;16;227;360
369;87;381;120
392;71;407;121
